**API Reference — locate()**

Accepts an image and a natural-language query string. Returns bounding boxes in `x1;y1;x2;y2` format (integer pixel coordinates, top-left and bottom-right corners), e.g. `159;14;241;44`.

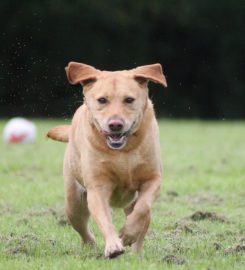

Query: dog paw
104;238;124;259
81;228;96;245
120;225;138;247
83;234;96;245
119;216;146;246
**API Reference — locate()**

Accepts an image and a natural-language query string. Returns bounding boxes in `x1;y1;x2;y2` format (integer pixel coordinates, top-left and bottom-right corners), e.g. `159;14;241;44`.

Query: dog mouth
106;132;129;150
93;118;136;150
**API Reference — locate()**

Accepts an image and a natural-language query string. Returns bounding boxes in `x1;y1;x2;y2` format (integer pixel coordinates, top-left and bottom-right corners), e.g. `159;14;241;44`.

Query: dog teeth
108;135;125;143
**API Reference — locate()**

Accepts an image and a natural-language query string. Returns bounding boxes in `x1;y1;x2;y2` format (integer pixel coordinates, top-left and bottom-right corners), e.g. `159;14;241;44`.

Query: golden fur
47;62;167;258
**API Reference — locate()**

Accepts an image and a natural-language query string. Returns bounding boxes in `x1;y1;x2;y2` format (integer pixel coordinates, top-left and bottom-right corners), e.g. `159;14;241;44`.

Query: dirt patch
166;190;179;197
213;242;223;250
0;204;14;215
163;255;186;265
25;207;69;226
48;208;70;226
6;245;29;255
164;218;207;249
216;230;236;240
188;192;223;205
147;229;157;240
0;233;38;243
174;219;201;234
163;221;193;254
1;233;39;256
161;190;179;202
190;211;227;223
238;237;245;243
225;244;245;254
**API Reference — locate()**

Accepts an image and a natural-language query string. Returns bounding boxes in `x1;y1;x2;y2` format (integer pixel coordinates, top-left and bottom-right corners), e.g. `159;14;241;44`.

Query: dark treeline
0;0;244;119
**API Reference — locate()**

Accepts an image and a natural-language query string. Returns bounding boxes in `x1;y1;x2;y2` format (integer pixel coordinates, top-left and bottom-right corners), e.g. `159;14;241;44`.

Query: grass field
0;119;245;269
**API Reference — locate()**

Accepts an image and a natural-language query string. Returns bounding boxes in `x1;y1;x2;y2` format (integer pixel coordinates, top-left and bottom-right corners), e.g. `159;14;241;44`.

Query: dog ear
133;63;167;87
65;62;101;86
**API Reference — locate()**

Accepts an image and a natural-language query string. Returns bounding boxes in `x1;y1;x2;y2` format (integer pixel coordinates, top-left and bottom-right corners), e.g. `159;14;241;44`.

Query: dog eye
124;97;135;104
97;97;108;104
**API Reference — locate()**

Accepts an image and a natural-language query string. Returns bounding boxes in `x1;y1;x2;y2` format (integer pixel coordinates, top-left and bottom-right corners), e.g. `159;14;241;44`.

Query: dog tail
47;125;70;143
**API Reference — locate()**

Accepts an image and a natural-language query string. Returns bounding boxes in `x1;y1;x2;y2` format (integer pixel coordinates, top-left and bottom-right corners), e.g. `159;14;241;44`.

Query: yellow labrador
47;62;167;258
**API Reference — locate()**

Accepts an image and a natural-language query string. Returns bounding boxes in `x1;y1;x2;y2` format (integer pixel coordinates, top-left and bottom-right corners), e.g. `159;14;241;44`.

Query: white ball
3;117;37;144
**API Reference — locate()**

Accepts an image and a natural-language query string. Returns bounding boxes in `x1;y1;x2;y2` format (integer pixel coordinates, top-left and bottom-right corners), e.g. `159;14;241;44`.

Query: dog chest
99;152;152;189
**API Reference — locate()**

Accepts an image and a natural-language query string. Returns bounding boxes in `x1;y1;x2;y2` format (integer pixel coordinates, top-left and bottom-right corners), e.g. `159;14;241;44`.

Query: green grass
0;119;245;269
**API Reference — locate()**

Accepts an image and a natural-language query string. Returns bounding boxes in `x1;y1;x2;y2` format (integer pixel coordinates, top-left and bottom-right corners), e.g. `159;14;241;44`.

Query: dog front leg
87;186;124;258
120;177;161;252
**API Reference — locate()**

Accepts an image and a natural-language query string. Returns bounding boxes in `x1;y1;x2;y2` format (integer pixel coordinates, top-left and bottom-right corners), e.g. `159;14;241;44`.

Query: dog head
65;62;167;150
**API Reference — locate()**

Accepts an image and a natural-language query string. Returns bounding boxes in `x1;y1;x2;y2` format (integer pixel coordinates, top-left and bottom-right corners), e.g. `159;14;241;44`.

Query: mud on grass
0;119;245;269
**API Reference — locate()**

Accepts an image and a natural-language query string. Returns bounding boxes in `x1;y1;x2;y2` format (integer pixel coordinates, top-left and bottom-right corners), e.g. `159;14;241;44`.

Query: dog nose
108;119;124;132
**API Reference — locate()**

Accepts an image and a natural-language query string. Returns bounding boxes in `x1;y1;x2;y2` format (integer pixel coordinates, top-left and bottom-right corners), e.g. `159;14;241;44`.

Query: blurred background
0;0;244;119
